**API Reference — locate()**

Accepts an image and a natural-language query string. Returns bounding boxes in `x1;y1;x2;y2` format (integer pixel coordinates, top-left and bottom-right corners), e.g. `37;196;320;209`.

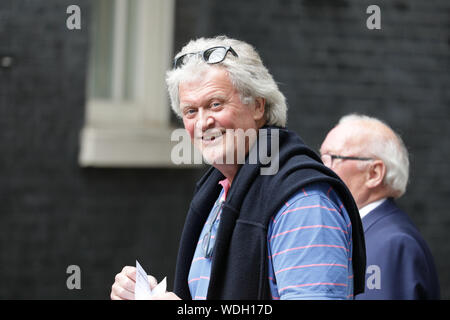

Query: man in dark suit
320;114;440;299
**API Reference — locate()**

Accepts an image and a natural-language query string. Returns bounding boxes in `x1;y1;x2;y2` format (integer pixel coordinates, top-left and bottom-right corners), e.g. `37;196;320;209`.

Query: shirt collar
218;178;231;201
359;198;387;219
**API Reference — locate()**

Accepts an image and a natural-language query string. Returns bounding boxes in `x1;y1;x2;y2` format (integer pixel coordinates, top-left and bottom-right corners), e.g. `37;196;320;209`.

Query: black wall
0;0;449;299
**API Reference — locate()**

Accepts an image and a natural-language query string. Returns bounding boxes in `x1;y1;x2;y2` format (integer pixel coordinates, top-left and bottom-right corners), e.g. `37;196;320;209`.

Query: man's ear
366;160;386;189
253;97;266;121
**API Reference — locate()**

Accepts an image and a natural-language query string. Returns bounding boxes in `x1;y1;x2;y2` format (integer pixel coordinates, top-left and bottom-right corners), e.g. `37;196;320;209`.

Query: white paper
134;260;167;300
152;277;167;297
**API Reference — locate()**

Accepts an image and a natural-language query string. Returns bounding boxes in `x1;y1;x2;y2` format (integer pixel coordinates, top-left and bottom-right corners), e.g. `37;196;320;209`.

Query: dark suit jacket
355;198;440;299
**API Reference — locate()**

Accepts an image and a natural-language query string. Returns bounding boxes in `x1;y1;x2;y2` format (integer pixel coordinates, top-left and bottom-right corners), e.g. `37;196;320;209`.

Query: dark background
0;0;448;299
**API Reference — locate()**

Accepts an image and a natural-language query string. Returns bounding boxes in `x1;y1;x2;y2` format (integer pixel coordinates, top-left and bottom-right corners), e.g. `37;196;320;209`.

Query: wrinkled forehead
178;66;238;107
179;65;233;91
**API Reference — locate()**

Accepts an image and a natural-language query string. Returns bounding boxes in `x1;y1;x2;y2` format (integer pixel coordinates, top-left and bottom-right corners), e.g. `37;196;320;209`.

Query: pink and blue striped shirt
188;180;354;300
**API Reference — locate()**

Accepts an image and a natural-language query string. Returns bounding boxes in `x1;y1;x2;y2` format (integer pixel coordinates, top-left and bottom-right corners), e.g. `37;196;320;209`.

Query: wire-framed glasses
321;154;373;167
201;200;225;258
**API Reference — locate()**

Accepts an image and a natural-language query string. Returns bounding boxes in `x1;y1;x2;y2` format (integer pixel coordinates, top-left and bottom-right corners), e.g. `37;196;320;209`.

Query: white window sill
79;126;203;168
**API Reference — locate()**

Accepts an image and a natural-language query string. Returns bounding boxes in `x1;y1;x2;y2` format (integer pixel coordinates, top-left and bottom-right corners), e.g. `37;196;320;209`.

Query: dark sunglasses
173;46;238;69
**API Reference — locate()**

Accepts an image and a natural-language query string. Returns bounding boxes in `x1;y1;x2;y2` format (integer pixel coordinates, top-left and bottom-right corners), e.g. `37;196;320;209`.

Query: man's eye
184;108;197;116
211;102;221;108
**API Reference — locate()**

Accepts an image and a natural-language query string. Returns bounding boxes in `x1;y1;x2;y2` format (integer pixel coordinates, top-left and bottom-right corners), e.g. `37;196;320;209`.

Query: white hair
338;113;410;198
166;35;287;127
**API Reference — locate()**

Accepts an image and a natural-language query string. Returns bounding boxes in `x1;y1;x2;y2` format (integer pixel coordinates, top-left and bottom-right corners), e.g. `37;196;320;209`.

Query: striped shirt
188;180;354;300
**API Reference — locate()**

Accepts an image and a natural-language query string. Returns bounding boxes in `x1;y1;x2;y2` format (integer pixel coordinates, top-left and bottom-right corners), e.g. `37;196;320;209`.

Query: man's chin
202;154;225;166
196;143;241;166
196;143;223;165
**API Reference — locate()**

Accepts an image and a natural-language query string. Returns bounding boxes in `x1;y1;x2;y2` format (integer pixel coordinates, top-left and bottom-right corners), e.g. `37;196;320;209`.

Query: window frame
79;0;189;167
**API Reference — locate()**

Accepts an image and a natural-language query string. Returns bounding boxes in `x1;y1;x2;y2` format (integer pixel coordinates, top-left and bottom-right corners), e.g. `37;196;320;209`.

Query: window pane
123;0;138;101
88;0;115;99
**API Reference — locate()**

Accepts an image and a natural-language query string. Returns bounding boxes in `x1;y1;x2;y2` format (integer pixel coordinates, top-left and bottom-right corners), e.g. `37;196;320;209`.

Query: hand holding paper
110;262;178;300
135;260;167;300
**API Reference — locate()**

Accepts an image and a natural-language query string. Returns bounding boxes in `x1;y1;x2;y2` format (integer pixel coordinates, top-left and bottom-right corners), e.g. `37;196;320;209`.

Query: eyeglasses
173;46;238;69
321;154;373;168
201;200;224;258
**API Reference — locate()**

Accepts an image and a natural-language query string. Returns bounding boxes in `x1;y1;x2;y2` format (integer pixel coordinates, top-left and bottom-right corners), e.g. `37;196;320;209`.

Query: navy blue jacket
355;198;440;299
174;127;366;299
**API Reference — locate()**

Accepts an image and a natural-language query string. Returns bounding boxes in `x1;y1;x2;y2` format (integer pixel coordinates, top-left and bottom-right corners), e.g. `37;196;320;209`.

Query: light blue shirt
188;182;354;300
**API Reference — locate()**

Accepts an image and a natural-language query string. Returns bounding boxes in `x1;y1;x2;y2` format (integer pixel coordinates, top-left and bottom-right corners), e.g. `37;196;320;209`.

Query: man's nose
196;109;214;131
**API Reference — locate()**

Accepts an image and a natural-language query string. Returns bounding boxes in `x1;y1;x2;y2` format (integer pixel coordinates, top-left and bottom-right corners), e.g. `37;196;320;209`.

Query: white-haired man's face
320;124;371;209
178;66;265;174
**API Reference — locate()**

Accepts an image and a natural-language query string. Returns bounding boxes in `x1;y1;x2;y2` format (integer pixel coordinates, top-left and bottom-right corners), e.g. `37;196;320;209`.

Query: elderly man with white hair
111;36;367;300
320;114;440;299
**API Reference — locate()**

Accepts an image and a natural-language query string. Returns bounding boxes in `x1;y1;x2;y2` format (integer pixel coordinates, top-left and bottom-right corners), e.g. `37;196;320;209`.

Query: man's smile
197;129;225;146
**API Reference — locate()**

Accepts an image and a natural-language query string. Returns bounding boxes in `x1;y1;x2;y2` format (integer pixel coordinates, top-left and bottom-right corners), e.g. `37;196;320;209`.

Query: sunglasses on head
173;46;238;69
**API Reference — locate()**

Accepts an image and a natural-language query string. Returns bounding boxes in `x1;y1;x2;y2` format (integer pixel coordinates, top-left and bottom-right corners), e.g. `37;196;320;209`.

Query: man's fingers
110;292;123;300
111;282;134;300
122;266;136;281
115;272;135;293
110;266;137;300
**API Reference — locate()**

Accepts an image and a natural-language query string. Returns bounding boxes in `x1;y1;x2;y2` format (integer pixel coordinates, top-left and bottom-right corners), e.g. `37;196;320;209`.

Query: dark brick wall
0;0;449;299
